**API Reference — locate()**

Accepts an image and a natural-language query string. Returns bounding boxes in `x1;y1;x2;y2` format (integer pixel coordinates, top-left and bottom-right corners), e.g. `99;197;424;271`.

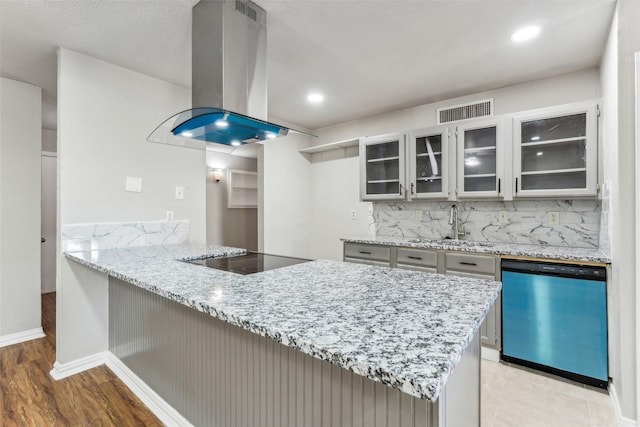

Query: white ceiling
0;0;616;131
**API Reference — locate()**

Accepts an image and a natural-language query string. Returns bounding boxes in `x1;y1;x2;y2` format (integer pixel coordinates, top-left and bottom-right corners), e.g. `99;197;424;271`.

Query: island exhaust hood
148;0;293;151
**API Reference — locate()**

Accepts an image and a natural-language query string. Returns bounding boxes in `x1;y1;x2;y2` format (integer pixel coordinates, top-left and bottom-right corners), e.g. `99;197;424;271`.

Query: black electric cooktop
184;252;311;275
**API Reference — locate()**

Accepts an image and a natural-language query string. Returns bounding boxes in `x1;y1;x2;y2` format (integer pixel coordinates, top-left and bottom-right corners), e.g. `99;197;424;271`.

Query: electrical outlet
350;209;357;220
175;186;184;200
166;210;174;221
125;176;143;193
498;211;509;224
415;210;423;221
548;211;560;225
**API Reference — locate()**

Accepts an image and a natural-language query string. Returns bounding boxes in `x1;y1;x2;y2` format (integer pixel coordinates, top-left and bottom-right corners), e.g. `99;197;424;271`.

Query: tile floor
481;360;616;427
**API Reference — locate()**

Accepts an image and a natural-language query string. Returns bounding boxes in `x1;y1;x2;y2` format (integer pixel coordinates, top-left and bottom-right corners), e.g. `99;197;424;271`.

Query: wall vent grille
437;99;493;124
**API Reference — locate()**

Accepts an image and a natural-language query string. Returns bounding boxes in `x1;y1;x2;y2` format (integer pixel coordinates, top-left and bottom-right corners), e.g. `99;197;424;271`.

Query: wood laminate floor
0;292;162;426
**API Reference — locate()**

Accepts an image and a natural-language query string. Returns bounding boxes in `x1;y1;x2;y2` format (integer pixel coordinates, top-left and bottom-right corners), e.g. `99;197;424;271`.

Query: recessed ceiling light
512;26;540;42
215;119;228;128
181;131;193;137
307;92;324;104
230;140;241;147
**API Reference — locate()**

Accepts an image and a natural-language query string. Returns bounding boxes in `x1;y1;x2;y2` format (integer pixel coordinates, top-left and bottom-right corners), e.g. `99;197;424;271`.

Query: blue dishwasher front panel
502;270;607;382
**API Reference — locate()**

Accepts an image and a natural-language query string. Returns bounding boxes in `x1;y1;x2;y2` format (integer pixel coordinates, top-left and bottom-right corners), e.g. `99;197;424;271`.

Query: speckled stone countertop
342;236;611;264
64;242;501;402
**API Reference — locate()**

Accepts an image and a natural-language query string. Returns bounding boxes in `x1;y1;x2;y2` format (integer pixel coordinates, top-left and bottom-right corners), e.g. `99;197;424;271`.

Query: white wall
42;128;57;152
308;69;601;261
611;1;640;422
0;78;42;338
260;118;312;258
599;7;626;422
57;49;206;363
206;151;258;250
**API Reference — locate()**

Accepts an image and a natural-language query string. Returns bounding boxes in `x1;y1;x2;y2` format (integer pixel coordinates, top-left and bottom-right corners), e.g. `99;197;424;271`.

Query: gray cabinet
343;243;391;267
512;102;598;197
360;134;406;201
396;247;438;273
408;126;450;200
443;253;501;351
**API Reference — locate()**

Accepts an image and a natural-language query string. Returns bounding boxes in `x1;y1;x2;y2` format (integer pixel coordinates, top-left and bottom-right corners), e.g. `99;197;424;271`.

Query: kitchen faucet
448;204;466;240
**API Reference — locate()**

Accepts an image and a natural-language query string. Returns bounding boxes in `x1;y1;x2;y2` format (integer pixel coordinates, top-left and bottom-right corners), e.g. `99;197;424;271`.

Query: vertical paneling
109;278;443;427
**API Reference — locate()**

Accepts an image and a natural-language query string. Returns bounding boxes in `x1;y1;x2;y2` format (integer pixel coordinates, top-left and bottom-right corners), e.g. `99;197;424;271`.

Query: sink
407;238;494;248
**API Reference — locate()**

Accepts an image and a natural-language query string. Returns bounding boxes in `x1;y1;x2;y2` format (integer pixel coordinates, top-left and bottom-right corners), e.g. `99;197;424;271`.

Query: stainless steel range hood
148;0;293;151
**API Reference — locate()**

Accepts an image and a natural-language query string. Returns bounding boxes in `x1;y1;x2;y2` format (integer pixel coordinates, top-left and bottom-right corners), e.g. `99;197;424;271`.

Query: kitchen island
64;243;501;427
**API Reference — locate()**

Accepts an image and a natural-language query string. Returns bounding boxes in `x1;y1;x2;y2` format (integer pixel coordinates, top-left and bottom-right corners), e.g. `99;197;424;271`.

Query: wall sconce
212;168;225;183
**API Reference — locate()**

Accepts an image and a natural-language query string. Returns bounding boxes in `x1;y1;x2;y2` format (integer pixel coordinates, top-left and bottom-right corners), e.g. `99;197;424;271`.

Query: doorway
41;151;56;294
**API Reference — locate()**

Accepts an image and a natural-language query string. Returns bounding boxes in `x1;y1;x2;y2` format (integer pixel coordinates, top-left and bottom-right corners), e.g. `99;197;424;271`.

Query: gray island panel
65;243;500;404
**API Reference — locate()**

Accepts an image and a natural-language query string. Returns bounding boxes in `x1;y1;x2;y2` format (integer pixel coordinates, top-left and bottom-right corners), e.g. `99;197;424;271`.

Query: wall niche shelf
227;169;258;208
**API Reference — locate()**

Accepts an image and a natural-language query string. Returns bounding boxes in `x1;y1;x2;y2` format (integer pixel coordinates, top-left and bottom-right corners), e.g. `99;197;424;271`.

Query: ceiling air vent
437;99;493;124
235;0;258;21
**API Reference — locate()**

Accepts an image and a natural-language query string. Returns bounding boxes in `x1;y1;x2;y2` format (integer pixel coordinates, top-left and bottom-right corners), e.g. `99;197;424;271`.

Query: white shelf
464;173;496;178
367;179;400;184
367;156;400;163
298;138;359;154
417;176;442;181
416;152;442;157
520;136;586;147
464;146;496;153
521;168;587;176
227;169;258;209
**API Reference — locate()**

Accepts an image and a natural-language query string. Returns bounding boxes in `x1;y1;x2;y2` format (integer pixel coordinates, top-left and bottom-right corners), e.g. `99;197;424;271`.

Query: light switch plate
166;210;174;221
548;211;560;225
350;209;357;220
175;186;185;200
125;176;143;193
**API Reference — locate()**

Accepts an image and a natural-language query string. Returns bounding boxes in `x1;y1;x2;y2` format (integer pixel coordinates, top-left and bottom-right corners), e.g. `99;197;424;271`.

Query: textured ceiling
0;0;616;131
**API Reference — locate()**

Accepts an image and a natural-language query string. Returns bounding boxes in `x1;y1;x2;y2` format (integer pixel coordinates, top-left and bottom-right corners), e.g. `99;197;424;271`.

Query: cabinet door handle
498;178;501;194
515;177;518;194
411;182;415;195
407;255;422;260
359;251;372;255
459;261;477;266
399;183;403;196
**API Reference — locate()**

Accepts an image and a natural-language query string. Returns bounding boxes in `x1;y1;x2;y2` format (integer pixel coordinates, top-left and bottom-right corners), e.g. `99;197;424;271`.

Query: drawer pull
359;251;372;255
459;261;477;266
407;256;422;260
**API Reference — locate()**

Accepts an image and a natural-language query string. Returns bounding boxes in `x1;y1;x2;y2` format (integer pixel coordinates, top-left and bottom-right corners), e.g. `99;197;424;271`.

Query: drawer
396;264;437;274
344;243;391;262
446;270;495;280
344;257;390;267
445;253;496;275
397;248;437;268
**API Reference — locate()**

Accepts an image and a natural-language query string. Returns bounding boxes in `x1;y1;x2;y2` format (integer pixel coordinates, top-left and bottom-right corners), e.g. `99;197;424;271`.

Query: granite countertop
342;236;611;264
64;243;501;402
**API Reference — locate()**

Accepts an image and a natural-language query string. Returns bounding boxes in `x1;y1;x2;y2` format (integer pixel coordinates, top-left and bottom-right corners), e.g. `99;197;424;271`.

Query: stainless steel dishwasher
501;259;608;388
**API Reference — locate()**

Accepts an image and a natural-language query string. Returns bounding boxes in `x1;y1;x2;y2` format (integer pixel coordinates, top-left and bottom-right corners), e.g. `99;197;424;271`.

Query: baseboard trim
0;327;45;348
610;384;637;427
49;351;108;380
104;352;193;427
481;346;500;363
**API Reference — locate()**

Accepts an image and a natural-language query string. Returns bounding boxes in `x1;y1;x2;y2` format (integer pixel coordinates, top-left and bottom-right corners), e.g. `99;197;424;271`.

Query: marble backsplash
371;200;601;249
62;220;190;252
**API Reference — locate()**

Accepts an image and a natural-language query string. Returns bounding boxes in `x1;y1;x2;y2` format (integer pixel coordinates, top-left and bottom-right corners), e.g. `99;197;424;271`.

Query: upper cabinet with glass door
456;119;504;199
360;133;406;201
512;102;598;197
408;126;449;200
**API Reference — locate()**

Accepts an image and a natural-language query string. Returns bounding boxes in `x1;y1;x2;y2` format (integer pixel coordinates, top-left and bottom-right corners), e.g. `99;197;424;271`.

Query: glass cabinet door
360;134;406;200
513;103;597;197
408;127;448;199
456;119;503;198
